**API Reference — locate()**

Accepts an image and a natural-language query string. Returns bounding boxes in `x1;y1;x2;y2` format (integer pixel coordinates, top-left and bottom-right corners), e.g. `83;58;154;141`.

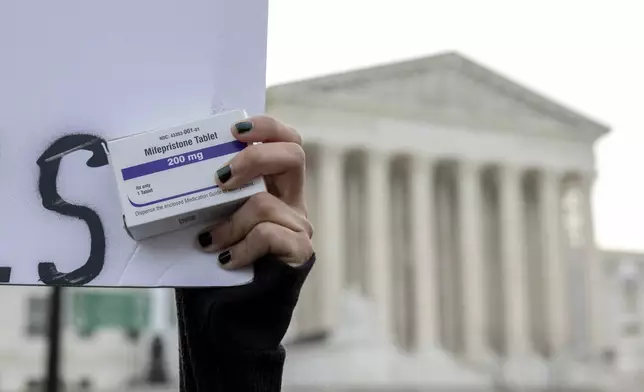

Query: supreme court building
0;52;633;392
270;52;612;390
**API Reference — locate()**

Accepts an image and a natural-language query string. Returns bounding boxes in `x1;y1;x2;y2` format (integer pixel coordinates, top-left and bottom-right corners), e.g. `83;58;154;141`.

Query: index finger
231;115;302;145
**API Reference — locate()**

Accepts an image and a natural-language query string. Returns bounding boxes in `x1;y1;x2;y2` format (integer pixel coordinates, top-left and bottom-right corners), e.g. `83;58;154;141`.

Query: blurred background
3;0;644;391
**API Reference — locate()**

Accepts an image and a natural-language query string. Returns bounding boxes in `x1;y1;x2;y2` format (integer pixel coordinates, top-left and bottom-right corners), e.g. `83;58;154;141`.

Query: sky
265;0;644;252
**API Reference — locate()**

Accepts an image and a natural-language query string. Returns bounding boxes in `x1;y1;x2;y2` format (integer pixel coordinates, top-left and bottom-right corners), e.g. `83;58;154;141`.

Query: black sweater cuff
175;253;315;391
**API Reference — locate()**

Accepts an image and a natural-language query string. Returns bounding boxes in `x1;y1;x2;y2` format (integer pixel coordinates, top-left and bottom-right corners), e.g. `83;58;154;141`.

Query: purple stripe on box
121;140;246;181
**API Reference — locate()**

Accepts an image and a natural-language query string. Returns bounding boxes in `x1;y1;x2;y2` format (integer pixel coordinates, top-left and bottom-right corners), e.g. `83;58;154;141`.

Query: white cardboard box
106;109;266;240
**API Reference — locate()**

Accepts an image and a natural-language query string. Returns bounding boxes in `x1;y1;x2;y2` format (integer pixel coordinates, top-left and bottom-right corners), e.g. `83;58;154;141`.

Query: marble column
435;165;460;354
580;173;604;361
499;166;532;358
365;150;394;342
541;171;568;356
457;160;489;362
409;155;440;352
317;144;345;329
499;166;548;387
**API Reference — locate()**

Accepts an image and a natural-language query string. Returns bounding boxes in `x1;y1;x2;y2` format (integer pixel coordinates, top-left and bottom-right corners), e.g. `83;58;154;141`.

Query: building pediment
268;52;609;141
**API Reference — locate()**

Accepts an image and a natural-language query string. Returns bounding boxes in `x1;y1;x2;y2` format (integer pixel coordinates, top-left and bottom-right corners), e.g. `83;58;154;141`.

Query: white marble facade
272;52;612;389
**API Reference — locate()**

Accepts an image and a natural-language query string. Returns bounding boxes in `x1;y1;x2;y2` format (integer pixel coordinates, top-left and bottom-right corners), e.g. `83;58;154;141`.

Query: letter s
36;134;108;285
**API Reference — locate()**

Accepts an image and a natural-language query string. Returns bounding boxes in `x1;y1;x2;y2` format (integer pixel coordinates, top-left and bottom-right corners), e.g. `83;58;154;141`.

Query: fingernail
216;165;232;183
235;121;253;134
218;250;231;265
198;231;212;248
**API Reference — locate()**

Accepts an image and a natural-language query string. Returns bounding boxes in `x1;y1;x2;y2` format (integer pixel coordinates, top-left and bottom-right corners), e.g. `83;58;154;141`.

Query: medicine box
106;110;266;241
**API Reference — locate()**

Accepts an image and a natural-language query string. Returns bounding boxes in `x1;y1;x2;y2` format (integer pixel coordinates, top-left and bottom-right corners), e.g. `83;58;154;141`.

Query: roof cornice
267;51;610;140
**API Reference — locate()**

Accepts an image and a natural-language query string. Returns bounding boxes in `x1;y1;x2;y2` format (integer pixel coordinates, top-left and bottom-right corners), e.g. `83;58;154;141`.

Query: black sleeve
175;253;315;392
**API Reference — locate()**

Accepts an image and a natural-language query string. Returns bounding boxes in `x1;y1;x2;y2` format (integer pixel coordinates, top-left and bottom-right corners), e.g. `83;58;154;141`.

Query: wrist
202;254;316;351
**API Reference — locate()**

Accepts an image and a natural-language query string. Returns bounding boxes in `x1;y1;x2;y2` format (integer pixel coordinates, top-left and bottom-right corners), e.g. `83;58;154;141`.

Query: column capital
459;157;480;166
410;153;429;164
366;148;394;161
457;159;484;177
541;168;565;182
317;142;346;158
408;154;436;171
498;164;525;179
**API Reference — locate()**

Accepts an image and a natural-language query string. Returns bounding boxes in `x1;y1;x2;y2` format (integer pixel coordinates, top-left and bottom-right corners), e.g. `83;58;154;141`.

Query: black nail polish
198;232;212;248
235;121;253;134
218;250;231;265
217;165;232;183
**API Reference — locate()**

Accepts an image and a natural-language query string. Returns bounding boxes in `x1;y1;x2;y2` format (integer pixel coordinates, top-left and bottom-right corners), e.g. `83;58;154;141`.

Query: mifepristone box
106;110;266;240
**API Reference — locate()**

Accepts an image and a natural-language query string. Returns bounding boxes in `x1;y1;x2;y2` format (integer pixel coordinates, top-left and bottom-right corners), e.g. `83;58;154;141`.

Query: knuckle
243;195;262;217
248;192;277;221
256;190;275;204
305;220;314;239
261;115;302;144
245;192;265;210
251;114;301;144
252;222;275;243
267;115;282;131
242;144;264;166
286;142;306;166
250;113;272;122
257;114;280;132
288;125;303;145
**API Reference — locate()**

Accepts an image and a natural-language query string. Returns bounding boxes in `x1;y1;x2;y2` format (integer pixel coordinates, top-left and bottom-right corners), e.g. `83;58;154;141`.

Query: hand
196;115;314;269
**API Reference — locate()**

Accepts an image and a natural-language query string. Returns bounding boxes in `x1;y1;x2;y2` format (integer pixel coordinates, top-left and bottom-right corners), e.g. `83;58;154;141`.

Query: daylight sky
266;0;644;252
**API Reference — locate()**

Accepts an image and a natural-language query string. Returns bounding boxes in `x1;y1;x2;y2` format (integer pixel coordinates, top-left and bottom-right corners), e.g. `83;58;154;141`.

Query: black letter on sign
36;134;109;285
0;267;11;283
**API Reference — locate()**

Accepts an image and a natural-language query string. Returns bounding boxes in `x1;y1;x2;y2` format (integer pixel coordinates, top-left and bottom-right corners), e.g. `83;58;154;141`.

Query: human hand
195;115;314;269
178;116;316;365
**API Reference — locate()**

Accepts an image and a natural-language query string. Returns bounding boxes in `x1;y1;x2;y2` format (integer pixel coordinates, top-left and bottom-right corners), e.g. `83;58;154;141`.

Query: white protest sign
0;0;268;287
